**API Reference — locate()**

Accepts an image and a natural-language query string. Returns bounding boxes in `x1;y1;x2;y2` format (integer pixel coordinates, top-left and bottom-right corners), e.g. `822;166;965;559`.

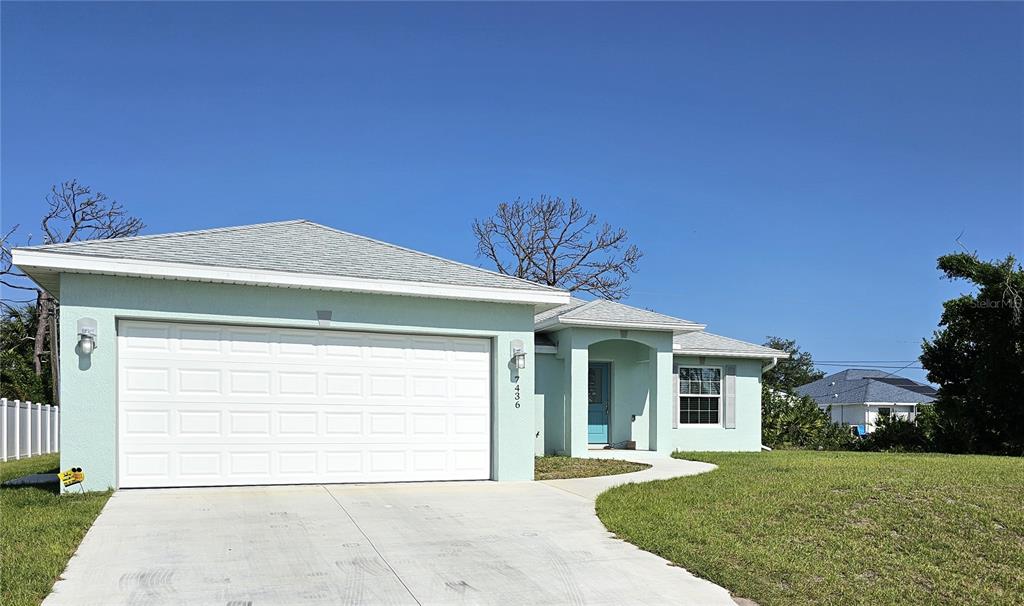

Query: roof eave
15;265;60;299
535;316;706;334
672;347;791;360
12;249;571;309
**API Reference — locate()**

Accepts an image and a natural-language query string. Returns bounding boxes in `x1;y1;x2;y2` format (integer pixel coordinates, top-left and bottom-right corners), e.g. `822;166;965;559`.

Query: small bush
762;389;855;450
858;415;932;452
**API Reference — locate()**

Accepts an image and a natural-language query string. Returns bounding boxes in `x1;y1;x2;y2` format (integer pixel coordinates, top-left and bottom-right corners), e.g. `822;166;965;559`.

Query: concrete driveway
45;455;735;606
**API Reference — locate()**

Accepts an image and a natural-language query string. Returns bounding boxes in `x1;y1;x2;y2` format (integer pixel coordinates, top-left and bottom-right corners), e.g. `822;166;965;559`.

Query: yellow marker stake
57;468;85;488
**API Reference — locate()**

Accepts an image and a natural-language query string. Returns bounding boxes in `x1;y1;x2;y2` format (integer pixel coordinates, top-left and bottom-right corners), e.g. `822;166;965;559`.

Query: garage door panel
178;411;221;436
120;404;491;443
118;320;491;487
122;366;172;395
119;444;493;488
120;360;489;399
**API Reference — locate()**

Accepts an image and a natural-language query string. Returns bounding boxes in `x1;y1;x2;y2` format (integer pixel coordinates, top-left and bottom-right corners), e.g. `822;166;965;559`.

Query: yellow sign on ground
58;468;85;487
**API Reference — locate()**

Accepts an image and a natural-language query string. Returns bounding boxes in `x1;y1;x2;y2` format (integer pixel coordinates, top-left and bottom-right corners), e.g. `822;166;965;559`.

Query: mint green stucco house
13;221;787;491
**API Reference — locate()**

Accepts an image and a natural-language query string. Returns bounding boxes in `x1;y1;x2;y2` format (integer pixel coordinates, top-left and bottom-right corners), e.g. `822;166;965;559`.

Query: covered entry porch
532;298;706;458
535;327;678;457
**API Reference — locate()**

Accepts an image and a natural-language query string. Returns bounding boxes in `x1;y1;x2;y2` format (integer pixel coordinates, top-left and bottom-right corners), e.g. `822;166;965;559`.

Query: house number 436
514;383;521;408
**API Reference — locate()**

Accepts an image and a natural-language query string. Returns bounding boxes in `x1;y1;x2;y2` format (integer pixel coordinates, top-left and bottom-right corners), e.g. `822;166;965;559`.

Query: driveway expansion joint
321;484;422;606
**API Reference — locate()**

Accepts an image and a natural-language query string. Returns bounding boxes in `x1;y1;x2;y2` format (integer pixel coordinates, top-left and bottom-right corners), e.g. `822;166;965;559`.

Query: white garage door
117;320;491;488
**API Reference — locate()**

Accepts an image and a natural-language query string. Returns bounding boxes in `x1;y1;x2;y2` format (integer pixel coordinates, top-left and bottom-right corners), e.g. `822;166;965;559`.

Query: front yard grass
1;453;111;606
595;451;1024;606
535;455;650;480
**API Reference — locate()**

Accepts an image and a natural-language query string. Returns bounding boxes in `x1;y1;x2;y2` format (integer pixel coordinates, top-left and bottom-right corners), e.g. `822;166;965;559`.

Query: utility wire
815;363;924;369
815;360;919;363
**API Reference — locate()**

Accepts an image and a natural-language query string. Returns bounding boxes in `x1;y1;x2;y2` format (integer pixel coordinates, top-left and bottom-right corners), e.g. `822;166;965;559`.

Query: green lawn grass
596;451;1024;606
0;454;111;606
535;455;650;480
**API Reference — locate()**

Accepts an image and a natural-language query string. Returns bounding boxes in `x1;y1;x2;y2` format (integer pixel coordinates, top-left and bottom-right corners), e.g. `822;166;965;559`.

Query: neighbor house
797;369;937;434
12;220;787;491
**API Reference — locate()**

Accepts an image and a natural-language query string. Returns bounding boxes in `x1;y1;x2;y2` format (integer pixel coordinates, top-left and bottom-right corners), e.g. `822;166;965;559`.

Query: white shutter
723;365;737;429
672;366;679;429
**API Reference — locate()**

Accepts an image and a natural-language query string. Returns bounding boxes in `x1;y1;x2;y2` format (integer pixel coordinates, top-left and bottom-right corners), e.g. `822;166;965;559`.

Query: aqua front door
588;362;610;444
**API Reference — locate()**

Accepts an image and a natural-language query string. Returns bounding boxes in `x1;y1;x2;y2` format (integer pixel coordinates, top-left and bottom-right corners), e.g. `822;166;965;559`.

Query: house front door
588;362;610;444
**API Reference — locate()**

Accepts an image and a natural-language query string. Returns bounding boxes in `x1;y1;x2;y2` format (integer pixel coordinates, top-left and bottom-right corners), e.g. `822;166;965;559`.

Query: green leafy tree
920;252;1024;455
0;304;51;402
759;337;850;449
761;336;825;393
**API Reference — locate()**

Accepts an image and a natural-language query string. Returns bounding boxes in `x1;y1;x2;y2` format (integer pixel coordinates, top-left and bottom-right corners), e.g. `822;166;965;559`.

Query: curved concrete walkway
46;453;735;606
540;449;718;499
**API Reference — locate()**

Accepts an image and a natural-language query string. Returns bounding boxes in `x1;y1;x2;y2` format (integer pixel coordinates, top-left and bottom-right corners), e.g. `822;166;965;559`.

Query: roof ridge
18;219;306;250
303;221;566;293
561;298;604;317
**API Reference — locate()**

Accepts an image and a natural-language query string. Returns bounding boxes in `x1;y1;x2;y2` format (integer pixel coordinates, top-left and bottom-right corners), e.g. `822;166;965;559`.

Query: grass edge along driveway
1;453;111;606
595;451;1024;606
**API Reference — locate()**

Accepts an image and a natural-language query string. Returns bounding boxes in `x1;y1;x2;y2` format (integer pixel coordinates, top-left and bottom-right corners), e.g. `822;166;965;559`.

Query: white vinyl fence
2;398;60;461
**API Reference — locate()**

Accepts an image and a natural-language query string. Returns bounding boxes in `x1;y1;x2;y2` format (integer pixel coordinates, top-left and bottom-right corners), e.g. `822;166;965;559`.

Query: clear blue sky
3;2;1022;382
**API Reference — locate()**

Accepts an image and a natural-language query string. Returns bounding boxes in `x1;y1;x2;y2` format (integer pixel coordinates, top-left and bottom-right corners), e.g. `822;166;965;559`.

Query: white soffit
12;250;571;309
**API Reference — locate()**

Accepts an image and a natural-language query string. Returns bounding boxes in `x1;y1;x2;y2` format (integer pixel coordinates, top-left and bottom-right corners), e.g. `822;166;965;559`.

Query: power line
815;363;924;369
815;360;919;363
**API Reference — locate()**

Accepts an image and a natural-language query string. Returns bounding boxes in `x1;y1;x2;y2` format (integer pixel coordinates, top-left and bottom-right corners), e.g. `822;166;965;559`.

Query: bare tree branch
472;196;643;300
3;180;144;398
41;180;145;244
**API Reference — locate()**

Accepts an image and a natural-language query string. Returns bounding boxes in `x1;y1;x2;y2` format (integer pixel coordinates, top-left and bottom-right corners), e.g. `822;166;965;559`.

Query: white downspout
760;357;779;452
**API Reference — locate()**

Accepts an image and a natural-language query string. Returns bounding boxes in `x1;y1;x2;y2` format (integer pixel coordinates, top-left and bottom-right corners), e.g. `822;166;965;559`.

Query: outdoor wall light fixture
510;339;527;370
77;317;98;355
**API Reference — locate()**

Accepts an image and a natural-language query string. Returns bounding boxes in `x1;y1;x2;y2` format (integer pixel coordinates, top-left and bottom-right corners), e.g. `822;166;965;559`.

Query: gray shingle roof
797;369;937;406
535;297;702;332
19;220;564;293
673;331;789;359
534;298;590;324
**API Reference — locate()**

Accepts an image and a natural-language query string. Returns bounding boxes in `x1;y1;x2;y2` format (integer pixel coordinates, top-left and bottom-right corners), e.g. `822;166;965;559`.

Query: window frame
675;365;723;426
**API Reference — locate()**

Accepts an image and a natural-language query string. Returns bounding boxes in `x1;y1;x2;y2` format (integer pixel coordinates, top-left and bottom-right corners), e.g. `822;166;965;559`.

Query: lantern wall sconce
510;339;526;370
77;317;98;355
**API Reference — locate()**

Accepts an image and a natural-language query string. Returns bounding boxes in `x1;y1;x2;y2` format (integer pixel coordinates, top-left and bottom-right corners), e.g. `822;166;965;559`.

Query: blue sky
2;2;1022;382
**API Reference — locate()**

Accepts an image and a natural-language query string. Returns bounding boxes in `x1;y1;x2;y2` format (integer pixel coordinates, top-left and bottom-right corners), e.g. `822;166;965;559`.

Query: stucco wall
829;404;866;426
670;355;764;452
58;273;537;490
866;404;916;430
827;403;917;431
535;353;565;455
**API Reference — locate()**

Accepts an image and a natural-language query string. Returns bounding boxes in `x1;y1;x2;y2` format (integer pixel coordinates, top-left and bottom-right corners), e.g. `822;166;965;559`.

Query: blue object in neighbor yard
588;362;610;443
854;425;868;437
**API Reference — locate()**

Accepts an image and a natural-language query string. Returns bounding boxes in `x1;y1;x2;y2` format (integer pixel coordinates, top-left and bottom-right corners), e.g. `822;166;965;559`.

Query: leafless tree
472;196;643;300
1;180;144;401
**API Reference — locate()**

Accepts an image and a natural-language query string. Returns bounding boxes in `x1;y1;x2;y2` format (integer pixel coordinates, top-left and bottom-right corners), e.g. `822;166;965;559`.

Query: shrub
858;415;932;452
762;389;855;450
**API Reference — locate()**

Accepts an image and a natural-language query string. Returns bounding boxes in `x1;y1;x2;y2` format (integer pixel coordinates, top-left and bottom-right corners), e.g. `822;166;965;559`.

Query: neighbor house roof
534;297;704;334
797;369;937;406
672;331;790;360
12;220;570;308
